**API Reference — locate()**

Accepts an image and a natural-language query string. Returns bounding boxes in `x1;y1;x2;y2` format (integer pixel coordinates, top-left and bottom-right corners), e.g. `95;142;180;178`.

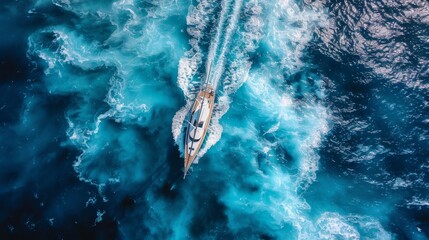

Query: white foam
177;54;201;98
171;102;193;156
52;0;71;10
85;196;97;207
246;70;329;190
348;144;388;163
407;196;429;207
316;213;391;240
94;210;106;224
392;177;413;189
317;213;360;240
211;0;244;87
205;0;229;72
264;122;280;135
264;0;328;72
177;0;223;98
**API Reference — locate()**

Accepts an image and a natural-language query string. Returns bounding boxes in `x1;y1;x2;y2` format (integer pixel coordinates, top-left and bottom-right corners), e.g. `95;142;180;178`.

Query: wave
28;0;190;190
316;213;391;240
316;0;429;90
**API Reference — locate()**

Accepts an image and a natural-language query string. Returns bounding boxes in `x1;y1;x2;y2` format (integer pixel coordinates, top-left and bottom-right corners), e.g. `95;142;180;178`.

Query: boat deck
183;86;215;178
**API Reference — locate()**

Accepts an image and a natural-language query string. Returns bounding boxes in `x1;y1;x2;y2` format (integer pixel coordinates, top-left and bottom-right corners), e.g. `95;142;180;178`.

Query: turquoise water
1;0;429;239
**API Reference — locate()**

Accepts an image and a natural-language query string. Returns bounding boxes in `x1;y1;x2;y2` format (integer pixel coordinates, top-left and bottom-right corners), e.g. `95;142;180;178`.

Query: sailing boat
183;69;215;179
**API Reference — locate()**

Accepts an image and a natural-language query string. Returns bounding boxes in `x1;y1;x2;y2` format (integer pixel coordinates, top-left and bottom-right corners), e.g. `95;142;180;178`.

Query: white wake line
205;0;230;79
207;0;243;88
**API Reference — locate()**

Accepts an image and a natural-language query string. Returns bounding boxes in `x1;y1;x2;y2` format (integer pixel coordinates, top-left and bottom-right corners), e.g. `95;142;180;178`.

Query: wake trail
206;0;243;88
205;0;230;79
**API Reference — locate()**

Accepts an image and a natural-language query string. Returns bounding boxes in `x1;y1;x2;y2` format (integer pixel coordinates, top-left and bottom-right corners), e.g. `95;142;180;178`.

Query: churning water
1;0;428;239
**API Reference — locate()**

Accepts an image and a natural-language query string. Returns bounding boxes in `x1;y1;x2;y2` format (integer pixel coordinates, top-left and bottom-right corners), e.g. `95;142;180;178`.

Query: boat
183;82;215;179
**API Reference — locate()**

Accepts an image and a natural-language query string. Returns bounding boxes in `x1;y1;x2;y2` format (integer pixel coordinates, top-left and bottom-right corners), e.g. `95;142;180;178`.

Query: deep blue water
1;0;429;239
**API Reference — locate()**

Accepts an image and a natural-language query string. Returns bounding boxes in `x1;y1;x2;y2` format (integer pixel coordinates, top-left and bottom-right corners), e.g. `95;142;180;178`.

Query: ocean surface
1;0;428;239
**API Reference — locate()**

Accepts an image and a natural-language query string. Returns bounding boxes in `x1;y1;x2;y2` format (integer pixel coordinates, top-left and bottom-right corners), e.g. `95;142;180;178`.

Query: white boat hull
183;85;215;178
